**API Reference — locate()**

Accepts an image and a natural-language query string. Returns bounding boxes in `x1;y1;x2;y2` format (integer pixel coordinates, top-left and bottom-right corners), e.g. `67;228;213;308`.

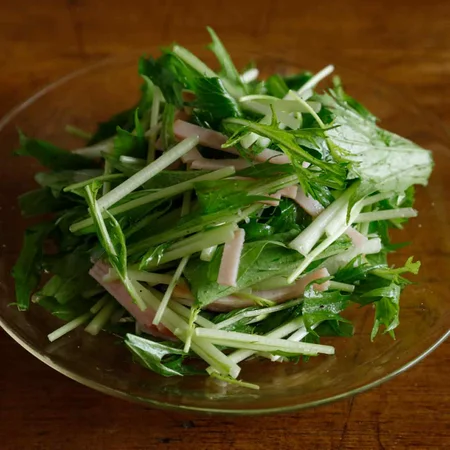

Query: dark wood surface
1;1;449;448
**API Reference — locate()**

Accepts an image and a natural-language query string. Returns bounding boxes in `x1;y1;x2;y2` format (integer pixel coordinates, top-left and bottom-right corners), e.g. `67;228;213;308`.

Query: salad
12;28;433;389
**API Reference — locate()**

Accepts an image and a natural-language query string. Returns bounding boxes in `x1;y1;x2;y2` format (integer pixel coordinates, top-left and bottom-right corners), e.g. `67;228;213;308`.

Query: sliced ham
253;267;330;303
217;228;246;287
174;120;238;155
261;191;282;207
190;157;251;171
173;120;289;164
345;226;369;249
294;186;325;216
260;184;298;207
173;267;330;312
255;148;290;165
278;185;298;200
89;260;173;338
181;147;202;164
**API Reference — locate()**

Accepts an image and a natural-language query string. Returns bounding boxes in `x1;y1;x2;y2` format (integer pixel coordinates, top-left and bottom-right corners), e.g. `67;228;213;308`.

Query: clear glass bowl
1;48;449;414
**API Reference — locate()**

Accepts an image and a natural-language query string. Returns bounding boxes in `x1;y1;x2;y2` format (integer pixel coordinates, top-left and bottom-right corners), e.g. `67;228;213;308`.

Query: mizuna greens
12;28;433;389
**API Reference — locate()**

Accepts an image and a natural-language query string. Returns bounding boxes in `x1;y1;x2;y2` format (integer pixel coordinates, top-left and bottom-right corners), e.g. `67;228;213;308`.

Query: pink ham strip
174;120;239;155
345;226;369;249
260;184;298;207
278;185;298;200
217;228;246;287
190;157;251;171
253;268;330;303
173;120;289;164
89;260;173;338
294;186;325;217
261;191;282;207
181;147;202;164
173;268;330;312
256;148;290;165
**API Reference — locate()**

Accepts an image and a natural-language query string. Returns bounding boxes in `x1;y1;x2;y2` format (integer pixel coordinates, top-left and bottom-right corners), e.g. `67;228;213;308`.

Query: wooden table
1;1;449;448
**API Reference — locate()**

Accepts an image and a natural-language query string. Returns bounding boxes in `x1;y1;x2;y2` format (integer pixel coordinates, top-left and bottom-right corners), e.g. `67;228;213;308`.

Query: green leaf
113;110;146;159
302;287;350;331
35;295;92;321
371;293;400;341
282;71;313;90
84;183;145;308
12;222;54;310
265;74;289;98
160;103;176;150
88;108;134;145
185;241;304;307
39;244;97;304
38;274;93;305
207;27;244;89
125;334;196;377
16;131;97;170
318;90;434;195
223;117;347;201
139;53;196;106
18;188;70;217
193;77;242;119
35;169;102;196
315;320;354;338
194;178;272;214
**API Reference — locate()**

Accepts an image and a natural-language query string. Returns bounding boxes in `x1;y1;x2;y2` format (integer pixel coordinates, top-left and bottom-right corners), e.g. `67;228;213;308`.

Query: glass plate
1;48;449;414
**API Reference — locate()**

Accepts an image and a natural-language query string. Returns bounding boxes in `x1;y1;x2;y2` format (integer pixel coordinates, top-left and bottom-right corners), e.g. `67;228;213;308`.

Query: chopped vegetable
12;28;433;389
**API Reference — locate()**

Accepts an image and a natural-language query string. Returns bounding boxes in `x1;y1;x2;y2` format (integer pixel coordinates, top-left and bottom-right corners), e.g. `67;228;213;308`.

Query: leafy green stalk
70;166;234;233
84;184;146;310
195;328;335;355
12;223;54;310
98;136;199;210
47;311;92;342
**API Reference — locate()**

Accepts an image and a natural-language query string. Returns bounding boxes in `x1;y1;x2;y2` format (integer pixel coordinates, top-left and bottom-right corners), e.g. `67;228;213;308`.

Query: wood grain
1;1;449;449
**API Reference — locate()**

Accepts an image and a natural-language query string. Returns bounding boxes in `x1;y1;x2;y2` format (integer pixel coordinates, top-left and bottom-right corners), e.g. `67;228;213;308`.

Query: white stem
145;223;237;268
173;45;217;77
147;87;162;162
169;302;215;328
214;298;304;330
153;256;190;325
240;68;259;83
361;192;393;207
102;160;112;195
328;281;355;292
132;280;240;377
271;322;321;362
85;299;117;335
195;328;334;355
353;208;417;223
90;295;109;314
289;185;357;256
71;165;233;233
297;64;334;96
98;136;199;210
289;91;325;128
127;269;174;286
200;245;217;262
226;317;306;364
72;138;114;159
47;312;92;342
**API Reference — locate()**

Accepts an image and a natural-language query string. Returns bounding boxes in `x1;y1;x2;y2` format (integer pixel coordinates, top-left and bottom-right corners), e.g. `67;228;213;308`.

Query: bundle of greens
12;28;433;389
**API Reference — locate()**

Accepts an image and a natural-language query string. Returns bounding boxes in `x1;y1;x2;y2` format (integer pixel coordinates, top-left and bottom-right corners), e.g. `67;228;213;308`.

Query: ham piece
172;267;330;312
173;120;289;164
217;228;246;287
89;260;173;338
